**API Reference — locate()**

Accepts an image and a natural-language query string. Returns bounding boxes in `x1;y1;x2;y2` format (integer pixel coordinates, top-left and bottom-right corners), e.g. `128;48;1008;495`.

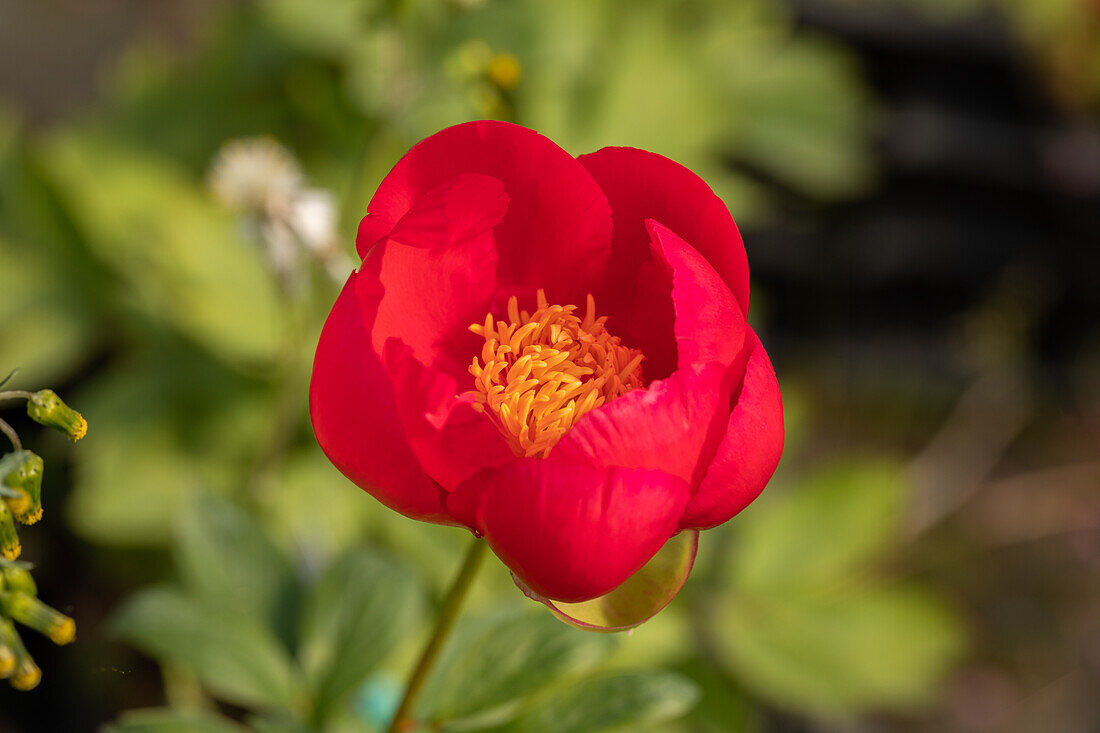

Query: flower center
468;290;645;458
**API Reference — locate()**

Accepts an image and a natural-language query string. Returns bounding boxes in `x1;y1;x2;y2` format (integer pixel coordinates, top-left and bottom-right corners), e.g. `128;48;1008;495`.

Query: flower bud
486;52;521;90
26;390;86;441
0;645;14;678
0;592;75;645
0;618;37;690
0;564;37;597
0;619;20;679
11;658;40;690
0;623;14;679
0;504;20;560
0;451;43;525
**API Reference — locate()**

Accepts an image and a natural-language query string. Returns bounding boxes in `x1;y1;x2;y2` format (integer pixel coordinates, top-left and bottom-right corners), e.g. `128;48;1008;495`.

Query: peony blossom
310;121;783;623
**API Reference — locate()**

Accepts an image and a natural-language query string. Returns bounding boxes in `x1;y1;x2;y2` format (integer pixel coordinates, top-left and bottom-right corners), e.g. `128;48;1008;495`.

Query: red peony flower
310;121;783;625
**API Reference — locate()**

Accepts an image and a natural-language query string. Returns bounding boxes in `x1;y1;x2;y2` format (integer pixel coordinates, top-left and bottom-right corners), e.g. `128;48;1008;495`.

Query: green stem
387;537;487;733
0;418;20;451
0;391;33;403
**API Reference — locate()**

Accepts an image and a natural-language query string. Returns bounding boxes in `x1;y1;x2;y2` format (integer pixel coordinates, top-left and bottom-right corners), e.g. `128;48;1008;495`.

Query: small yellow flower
487;52;522;90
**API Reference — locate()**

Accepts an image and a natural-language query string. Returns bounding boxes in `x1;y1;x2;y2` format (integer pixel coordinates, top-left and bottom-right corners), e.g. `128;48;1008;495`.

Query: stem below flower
0;418;20;451
387;536;487;733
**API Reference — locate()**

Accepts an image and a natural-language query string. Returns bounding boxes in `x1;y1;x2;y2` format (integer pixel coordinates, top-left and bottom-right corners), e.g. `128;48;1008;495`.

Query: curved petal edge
514;530;699;632
448;458;690;602
679;329;784;530
309;274;452;524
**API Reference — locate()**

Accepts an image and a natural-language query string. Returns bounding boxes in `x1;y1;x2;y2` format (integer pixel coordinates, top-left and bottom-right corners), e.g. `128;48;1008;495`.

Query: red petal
553;363;730;488
514;530;698;632
363;173;506;382
448;459;690;602
382;339;514;493
646;219;746;370
309;274;452;523
579;146;750;315
679;329;784;530
552;223;745;486
359;121;612;305
598;218;746;382
386;173;509;250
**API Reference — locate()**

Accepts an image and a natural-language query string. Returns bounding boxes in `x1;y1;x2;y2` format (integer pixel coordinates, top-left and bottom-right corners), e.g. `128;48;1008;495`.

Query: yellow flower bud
0;564;36;597
0;645;14;678
0;451;43;525
0;592;75;645
486;52;522;90
11;658;40;690
26;390;86;441
0;618;36;690
0;504;20;560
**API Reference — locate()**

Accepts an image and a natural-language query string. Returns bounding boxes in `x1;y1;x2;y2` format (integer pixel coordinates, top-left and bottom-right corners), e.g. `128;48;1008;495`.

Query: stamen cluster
469;290;644;458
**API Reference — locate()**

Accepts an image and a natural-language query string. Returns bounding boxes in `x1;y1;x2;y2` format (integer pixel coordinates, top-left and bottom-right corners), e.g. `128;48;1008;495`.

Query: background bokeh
1;0;1098;731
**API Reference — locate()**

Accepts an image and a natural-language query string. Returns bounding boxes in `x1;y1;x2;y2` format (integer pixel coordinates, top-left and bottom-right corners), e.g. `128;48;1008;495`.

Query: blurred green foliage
708;462;964;717
0;0;969;729
110;495;698;732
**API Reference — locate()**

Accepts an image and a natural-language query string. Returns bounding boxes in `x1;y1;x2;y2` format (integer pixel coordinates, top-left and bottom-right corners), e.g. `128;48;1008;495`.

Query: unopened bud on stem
0;592;75;645
0;618;37;689
26;390;86;441
0;451;43;525
0;564;37;597
0;505;20;560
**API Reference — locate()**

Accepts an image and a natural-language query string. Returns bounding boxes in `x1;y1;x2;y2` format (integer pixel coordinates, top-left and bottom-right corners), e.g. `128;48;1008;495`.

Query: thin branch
0;417;21;451
0;390;34;404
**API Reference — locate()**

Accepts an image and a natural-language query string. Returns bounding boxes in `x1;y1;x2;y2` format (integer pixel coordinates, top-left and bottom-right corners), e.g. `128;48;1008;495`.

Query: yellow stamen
468;290;644;457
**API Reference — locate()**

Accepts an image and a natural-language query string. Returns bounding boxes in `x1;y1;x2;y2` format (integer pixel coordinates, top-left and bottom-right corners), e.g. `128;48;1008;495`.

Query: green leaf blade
298;548;424;719
113;587;302;711
417;607;617;726
504;670;700;733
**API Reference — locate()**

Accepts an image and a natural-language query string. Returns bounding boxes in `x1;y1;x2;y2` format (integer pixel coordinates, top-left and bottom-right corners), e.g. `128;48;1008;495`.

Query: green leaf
263;447;373;566
674;659;757;733
713;458;965;717
417;606;617;726
176;494;298;638
35;131;284;366
0;235;97;384
65;347;273;546
113;587;302;710
732;460;906;592
261;0;375;56
249;713;317;733
714;584;965;717
719;36;874;199
105;708;249;733
66;402;201;546
502;671;700;733
298;548;424;718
